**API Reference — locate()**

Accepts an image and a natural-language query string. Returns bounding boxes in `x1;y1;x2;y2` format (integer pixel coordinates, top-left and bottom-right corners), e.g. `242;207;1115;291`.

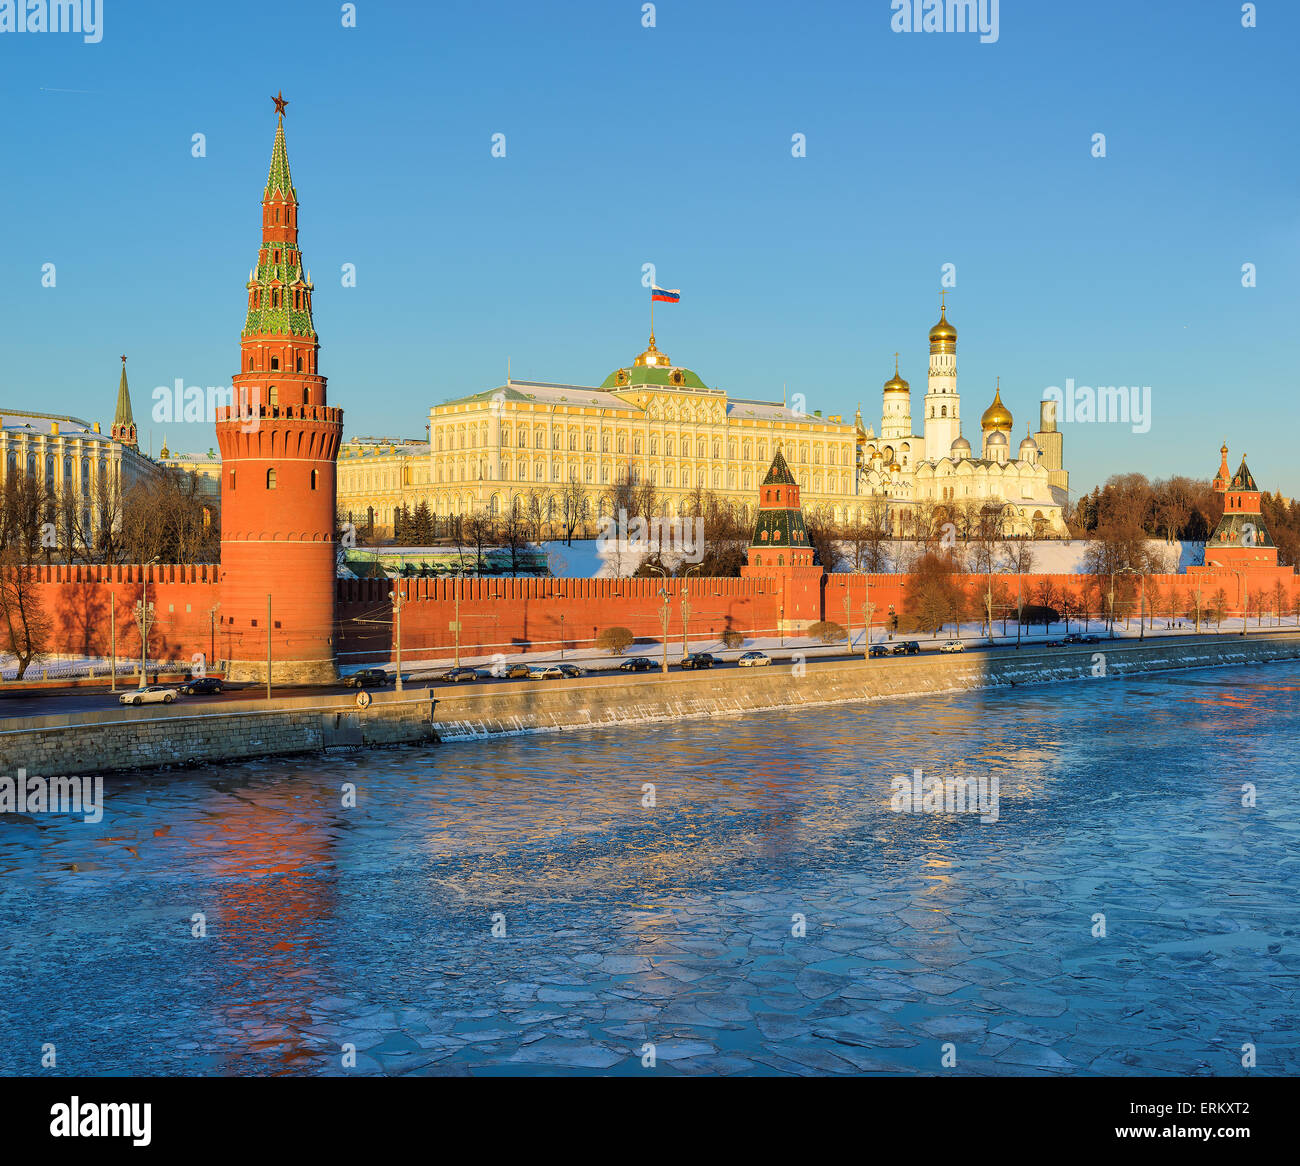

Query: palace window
266;468;277;489
633;437;642;455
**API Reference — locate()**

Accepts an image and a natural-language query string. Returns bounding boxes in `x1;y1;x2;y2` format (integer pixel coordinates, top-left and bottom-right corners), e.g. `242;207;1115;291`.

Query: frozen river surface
2;661;1298;1076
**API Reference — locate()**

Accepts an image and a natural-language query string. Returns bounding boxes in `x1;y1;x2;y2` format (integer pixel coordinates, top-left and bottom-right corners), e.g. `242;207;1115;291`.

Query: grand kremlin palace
337;305;1071;537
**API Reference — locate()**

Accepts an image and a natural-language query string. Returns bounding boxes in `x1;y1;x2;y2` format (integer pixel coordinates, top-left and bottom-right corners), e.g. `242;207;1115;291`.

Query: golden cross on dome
894;351;900;373
939;289;949;313
272;90;289;117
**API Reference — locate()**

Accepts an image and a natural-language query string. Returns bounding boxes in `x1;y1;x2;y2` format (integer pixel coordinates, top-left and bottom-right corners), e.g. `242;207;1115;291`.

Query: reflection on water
2;662;1298;1076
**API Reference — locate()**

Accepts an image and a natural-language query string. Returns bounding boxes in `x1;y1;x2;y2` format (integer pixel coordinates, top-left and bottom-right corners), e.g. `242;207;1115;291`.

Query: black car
180;677;224;695
898;641;921;655
620;657;657;672
347;668;391;688
868;644;890;658
1079;634;1100;644
679;652;717;670
440;666;481;683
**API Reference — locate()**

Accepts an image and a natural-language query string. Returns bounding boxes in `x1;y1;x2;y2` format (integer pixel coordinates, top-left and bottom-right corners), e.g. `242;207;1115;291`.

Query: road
0;631;1266;718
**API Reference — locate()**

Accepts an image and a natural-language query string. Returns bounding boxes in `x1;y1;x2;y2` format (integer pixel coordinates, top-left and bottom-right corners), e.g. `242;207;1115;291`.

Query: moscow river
2;660;1298;1076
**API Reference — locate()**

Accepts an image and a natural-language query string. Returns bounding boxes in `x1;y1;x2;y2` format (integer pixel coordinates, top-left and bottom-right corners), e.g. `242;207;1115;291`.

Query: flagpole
650;291;654;341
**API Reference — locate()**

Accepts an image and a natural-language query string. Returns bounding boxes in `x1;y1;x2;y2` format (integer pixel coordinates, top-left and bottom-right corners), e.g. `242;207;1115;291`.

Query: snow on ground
542;538;1202;578
349;615;1291;680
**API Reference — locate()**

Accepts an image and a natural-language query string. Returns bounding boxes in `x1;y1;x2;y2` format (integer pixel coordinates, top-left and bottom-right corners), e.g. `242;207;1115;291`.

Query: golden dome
981;381;1013;432
633;333;672;369
883;354;910;395
929;303;957;350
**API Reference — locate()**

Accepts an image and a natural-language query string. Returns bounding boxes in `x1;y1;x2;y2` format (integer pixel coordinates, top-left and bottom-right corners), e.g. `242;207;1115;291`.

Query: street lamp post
681;565;701;657
1116;566;1145;641
135;556;159;689
390;587;405;691
453;571;462;666
1231;569;1249;638
659;588;671;673
644;563;671;674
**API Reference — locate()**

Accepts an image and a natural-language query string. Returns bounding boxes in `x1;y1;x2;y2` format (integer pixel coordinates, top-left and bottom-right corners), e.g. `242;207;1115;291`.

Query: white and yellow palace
337;304;1073;537
339;333;860;533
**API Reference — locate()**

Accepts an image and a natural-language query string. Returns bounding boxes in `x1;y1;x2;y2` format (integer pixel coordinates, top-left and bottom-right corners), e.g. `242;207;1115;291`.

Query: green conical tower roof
243;105;316;340
114;357;133;429
750;447;809;551
265;114;296;202
761;447;797;486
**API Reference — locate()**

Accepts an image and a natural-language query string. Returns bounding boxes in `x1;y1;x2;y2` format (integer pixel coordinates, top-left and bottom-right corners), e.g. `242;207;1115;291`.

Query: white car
737;651;771;667
120;685;177;705
940;640;965;654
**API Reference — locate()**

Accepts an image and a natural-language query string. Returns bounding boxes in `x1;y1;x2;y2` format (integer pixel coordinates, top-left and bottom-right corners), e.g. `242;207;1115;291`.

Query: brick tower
215;94;343;684
741;447;824;632
1203;444;1277;570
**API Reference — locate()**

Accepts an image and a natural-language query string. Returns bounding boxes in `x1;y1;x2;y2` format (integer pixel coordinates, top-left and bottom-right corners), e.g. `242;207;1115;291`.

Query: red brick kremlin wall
25;564;221;666
14;564;1298;673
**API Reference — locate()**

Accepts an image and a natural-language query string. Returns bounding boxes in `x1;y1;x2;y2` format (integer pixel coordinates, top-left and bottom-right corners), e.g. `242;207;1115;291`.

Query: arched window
270;356;279;370
310;469;318;490
266;468;277;489
268;385;278;406
230;469;236;490
296;357;303;371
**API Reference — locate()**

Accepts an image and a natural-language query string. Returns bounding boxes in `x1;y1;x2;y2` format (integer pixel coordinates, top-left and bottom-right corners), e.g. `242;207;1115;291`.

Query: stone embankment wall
0;688;436;777
429;634;1300;741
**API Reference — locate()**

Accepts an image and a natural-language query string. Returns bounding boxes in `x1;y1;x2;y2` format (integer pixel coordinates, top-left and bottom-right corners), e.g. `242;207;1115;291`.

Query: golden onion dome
929;305;957;349
980;382;1013;432
883;355;910;395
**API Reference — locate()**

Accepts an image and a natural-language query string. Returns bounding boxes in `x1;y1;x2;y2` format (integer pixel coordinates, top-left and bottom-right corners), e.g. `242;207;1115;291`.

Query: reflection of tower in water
198;770;341;1074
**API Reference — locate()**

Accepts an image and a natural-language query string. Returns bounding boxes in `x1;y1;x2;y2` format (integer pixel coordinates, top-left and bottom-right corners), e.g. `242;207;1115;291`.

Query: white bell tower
923;292;961;461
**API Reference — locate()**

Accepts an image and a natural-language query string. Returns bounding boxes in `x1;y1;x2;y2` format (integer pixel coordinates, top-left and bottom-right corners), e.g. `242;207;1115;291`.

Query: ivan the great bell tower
215;94;343;684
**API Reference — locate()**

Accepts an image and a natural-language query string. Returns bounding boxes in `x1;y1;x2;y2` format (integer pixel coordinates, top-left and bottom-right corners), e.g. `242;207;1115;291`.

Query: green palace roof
599;364;708;390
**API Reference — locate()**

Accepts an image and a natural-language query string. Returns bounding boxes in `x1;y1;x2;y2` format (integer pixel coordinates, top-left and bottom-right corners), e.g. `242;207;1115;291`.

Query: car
679;652;717;670
1045;638;1064;648
940;640;966;653
868;644;890;658
1079;634;1100;644
897;640;921;655
440;666;481;683
534;664;585;679
619;657;657;672
180;677;224;695
737;651;771;667
500;662;532;679
119;686;177;706
346;668;392;688
1062;633;1084;645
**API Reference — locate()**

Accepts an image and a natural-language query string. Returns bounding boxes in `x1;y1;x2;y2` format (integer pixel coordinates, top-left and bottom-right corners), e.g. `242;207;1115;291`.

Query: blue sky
1;0;1296;498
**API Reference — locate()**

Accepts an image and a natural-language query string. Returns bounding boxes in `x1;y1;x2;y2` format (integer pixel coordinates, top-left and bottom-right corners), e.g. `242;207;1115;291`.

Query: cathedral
856;299;1071;537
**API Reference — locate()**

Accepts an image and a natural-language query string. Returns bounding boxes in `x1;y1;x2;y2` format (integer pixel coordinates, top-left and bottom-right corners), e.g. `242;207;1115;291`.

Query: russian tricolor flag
651;285;681;303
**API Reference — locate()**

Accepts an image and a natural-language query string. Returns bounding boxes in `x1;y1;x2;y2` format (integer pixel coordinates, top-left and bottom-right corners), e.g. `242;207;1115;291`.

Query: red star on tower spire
272;90;289;117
